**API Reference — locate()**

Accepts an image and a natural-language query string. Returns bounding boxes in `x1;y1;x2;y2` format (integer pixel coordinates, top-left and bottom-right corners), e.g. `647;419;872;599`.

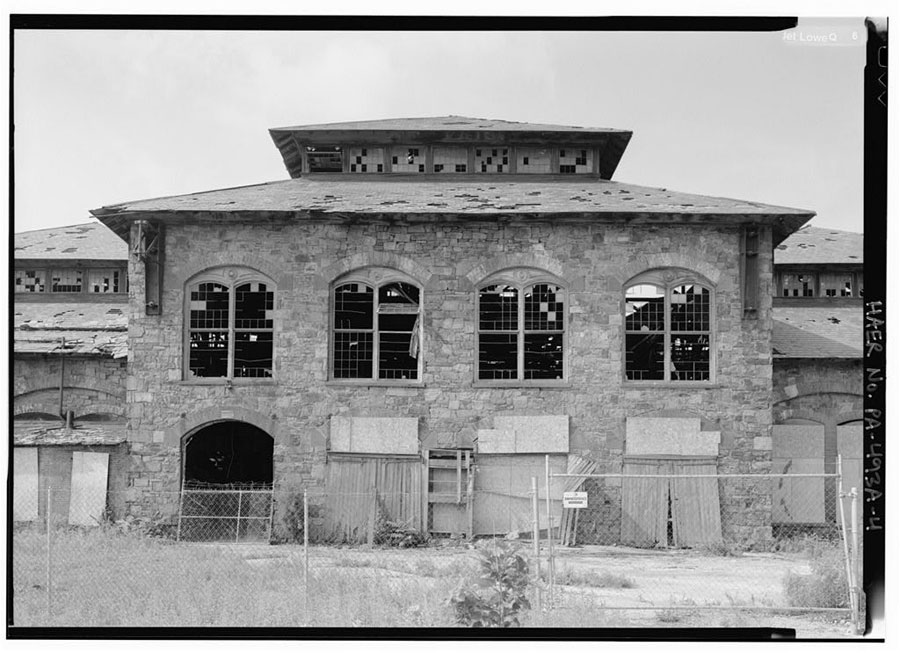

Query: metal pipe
836;454;857;627
850;487;861;633
58;338;65;420
545;454;553;601
531;476;542;613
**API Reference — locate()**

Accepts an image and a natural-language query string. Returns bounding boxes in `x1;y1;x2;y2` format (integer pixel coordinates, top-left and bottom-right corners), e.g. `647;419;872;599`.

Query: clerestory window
332;270;422;381
477;270;566;382
625;271;712;382
185;269;275;380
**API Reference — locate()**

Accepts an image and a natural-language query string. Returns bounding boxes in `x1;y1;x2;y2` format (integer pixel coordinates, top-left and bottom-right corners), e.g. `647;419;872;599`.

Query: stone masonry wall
124;215;776;542
13;356;127;419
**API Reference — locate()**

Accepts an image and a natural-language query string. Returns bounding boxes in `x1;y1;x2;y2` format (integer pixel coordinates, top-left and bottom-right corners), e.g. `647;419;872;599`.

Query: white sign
563;491;588;509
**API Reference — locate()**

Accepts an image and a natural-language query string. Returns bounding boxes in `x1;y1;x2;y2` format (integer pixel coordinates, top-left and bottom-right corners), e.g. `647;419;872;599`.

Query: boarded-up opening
772;423;826;524
69;452;110;526
621;458;722;548
837;421;863;517
14;447;39;522
323;454;423;544
473;454;565;537
427;449;473;538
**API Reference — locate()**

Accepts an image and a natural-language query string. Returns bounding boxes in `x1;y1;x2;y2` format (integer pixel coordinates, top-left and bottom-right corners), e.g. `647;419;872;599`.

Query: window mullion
664;286;671;382
372;290;380;379
518;287;525;380
227;285;236;379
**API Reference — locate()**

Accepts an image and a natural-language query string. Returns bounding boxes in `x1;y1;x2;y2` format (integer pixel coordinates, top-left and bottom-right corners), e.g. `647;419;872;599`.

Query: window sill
622;381;721;390
179;379;277;386
325;380;425;388
472;381;571;389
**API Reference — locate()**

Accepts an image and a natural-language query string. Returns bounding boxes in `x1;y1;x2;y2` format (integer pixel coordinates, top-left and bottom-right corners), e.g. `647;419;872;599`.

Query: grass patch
782;543;849;609
548;564;635;588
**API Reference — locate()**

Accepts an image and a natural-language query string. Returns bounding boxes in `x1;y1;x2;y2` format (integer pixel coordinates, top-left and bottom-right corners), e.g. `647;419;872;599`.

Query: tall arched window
332;269;422;381
185;268;275;380
625;270;712;382
477;269;566;382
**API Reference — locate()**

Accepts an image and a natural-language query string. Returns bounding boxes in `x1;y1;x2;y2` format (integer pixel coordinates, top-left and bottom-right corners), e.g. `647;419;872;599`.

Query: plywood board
39;448;73;525
670;461;722;546
69;451;109;526
620;460;668;546
476;428;515;454
13;448;39;522
494;415;569;453
625;417;719;456
473;454;565;535
772;424;825;458
837;422;863;459
330;417;419;455
772;457;825;523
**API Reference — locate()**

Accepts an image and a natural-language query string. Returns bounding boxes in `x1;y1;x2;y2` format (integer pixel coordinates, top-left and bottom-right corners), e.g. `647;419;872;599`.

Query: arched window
185;268;275;380
625;270;712;382
332;269;422;381
477;269;566;382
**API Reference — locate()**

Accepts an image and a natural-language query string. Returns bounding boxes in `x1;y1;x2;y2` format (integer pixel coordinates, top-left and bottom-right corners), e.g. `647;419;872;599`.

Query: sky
12;18;868;234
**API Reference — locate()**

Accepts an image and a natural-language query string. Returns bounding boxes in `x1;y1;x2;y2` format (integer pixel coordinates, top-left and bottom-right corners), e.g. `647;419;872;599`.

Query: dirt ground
231;541;862;638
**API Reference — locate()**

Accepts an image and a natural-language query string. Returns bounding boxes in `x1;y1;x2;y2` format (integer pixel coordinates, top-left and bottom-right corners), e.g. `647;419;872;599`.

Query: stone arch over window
624;268;714;383
331;267;423;382
184;267;276;380
321;253;433;291
476;267;567;383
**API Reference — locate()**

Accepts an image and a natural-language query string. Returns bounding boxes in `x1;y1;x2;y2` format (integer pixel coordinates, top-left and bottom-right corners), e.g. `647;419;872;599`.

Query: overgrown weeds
782;543;849;609
448;540;532;627
547;564;635;588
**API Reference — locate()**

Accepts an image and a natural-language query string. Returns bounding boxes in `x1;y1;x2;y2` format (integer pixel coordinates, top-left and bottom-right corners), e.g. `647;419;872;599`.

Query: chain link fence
10;467;865;632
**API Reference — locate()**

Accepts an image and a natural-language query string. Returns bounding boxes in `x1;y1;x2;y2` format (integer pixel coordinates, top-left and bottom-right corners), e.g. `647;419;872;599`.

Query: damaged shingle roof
270;115;627;133
14;221;128;259
14;302;128;358
774;225;863;265
772;306;862;358
13;420;127;446
91;177;814;244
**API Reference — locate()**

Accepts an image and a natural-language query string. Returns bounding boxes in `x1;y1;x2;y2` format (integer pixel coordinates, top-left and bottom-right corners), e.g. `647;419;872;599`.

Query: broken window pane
625;284;665;331
670;284;709;331
525;284;564;330
334;283;374;330
626;333;665;381
670;334;710;381
51;269;83;293
819;272;854;298
233;331;274;378
189;331;229;377
524;333;563;379
235;282;274;329
15;269;45;292
479;333;517;380
479;285;518;330
782;274;815;297
190;283;230;329
88;269;121;293
306;146;343;172
333;332;374;378
379;332;418;380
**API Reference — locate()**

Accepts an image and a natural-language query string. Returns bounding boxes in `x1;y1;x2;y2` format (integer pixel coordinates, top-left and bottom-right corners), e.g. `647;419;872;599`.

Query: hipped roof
14;221;128;261
91;177;813;244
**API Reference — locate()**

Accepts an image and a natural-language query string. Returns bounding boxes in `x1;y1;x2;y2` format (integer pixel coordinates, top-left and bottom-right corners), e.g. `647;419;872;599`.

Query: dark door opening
183;421;273;488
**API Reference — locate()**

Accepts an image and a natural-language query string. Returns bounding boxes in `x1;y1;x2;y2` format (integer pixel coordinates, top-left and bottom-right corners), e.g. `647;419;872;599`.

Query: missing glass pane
626;333;665;381
190;283;230;329
334;283;374;330
524;333;563;379
233;332;274;378
670;334;710;381
525;284;563;330
479;285;518;330
333;332;374;378
479;333;517;380
189;331;230;377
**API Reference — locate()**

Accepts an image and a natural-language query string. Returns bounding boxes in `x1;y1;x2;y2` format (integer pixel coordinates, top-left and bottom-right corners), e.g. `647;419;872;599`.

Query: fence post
303;489;309;587
46;485;52;619
850;487;861;633
836;455;857;629
236;489;243;543
176;484;183;542
545;455;554;602
531;476;542;613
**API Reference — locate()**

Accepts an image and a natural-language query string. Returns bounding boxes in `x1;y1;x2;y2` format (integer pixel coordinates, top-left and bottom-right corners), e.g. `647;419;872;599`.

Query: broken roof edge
268;115;633;134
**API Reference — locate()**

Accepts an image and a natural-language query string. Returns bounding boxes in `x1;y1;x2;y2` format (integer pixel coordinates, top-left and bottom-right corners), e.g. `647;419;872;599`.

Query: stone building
79;115;830;546
12;222;129;525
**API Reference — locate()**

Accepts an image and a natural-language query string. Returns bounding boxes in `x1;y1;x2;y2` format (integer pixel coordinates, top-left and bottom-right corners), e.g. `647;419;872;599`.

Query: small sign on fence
562;491;588;509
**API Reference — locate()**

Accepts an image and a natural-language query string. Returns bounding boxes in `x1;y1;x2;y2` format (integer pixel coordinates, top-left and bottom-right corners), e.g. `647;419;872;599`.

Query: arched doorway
183;420;273;487
179;421;274;542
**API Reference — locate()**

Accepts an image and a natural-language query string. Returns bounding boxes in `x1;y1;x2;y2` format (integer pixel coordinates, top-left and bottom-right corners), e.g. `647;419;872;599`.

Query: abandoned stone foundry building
14;116;864;546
